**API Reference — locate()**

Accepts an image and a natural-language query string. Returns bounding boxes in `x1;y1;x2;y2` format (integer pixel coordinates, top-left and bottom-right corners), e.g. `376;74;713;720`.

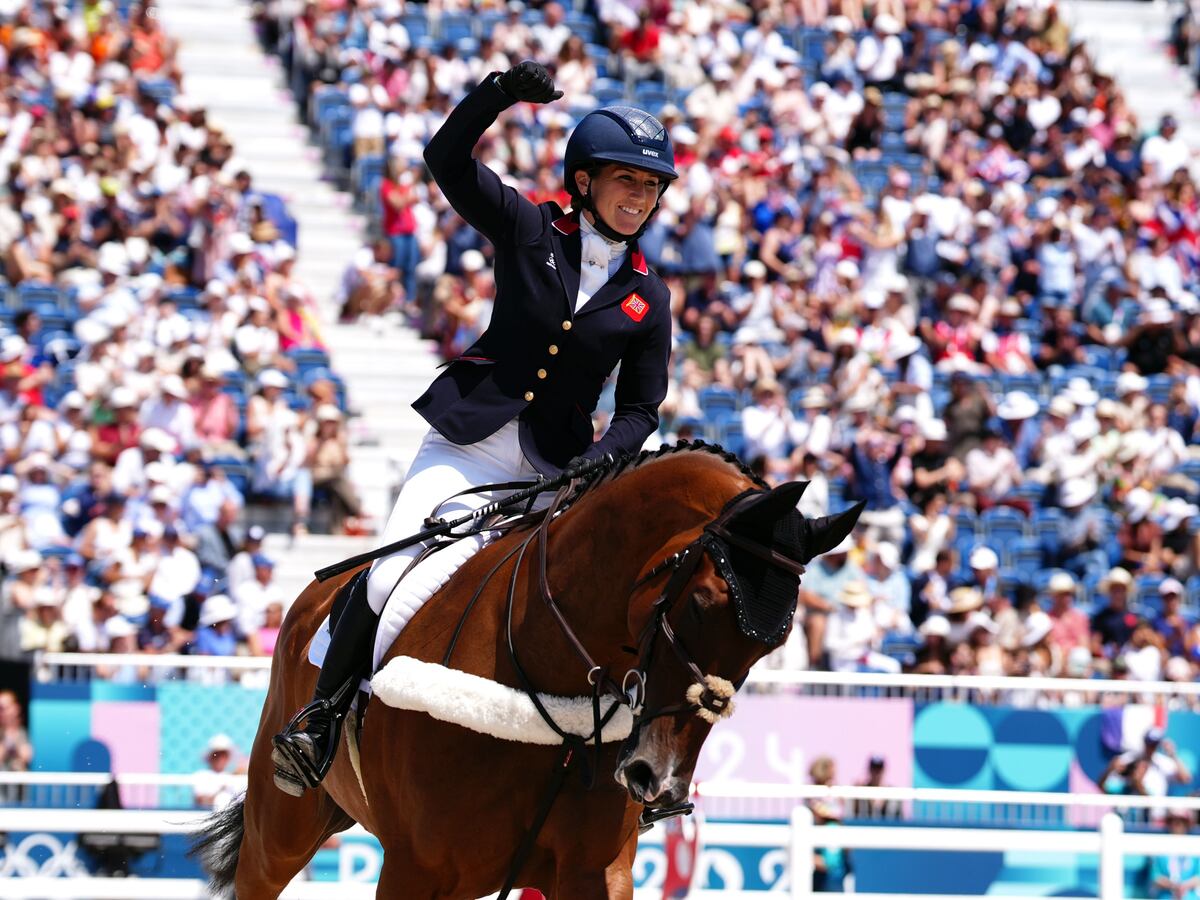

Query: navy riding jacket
413;75;672;475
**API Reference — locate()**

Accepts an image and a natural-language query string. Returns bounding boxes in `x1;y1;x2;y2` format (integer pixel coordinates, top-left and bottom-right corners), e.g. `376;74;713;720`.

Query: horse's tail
189;794;245;898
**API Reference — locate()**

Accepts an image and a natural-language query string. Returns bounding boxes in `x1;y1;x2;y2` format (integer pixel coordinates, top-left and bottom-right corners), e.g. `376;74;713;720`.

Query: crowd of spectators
0;0;368;669
262;0;1200;683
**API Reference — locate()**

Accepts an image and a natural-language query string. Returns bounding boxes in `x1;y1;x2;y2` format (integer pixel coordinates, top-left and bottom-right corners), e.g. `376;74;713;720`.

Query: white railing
7;773;1197;832
0;805;1194;899
694;782;1200;828
32;652;1200;704
0;772;253;811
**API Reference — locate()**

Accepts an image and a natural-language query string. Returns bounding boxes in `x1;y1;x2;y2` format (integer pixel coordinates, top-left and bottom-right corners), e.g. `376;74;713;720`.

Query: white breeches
369;421;546;669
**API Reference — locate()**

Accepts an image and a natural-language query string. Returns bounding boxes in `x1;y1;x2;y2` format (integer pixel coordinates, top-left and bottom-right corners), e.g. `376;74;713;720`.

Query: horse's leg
603;831;638;900
236;679;353;900
552;830;637;900
235;784;351;899
376;852;440;900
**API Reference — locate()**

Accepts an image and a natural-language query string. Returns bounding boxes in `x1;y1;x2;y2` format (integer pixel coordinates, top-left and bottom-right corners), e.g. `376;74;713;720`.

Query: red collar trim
552;214;579;235
632;249;647;275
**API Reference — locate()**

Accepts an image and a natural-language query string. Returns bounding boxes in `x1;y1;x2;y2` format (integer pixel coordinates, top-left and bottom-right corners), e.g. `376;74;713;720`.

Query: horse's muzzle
615;756;687;808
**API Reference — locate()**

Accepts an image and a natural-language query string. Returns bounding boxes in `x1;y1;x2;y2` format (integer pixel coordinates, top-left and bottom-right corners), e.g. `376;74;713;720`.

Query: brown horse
193;443;860;899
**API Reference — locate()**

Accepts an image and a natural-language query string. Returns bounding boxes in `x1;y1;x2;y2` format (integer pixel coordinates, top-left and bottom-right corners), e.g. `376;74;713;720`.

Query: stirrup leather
272;675;358;791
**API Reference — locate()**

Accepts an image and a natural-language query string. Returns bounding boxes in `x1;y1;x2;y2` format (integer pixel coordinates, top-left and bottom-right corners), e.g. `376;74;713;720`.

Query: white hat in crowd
1059;478;1097;509
258;369;289;390
1047;572;1078;595
199;594;238;628
969;546;999;570
8;549;43;575
105;616;138;639
997;391;1039;421
921;419;948;442
206;733;235;755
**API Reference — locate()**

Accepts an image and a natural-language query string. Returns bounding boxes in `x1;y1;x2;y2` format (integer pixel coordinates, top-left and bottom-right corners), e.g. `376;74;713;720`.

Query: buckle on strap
638;801;695;834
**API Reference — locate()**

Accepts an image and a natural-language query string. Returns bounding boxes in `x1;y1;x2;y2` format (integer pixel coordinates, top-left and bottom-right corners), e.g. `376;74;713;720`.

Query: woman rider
272;60;679;796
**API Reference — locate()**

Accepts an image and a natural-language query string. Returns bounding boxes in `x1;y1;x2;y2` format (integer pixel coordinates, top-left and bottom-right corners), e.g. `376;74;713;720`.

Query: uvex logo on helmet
642;149;660;157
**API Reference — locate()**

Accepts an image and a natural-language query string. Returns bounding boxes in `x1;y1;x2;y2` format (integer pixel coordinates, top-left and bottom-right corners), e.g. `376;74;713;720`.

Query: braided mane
556;440;767;514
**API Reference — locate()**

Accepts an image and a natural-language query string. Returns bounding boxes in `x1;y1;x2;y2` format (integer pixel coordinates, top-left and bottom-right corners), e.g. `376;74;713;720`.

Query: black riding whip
313;454;612;582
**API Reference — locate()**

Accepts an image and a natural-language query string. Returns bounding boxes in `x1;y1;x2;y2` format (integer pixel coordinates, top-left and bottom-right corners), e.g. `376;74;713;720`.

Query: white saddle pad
307;615;332;668
370;655;633;745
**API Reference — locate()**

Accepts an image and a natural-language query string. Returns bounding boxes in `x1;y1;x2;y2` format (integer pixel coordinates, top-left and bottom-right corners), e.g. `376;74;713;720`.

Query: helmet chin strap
579;184;663;243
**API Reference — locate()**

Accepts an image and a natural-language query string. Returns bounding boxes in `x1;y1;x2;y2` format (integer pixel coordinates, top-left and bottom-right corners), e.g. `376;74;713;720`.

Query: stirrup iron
271;674;358;795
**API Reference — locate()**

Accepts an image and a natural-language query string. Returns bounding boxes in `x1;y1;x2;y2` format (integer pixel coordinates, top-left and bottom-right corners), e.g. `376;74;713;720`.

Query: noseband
622;490;807;730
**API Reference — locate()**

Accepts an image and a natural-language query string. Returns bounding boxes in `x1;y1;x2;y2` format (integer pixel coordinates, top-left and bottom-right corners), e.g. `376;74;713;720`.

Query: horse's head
615;481;863;810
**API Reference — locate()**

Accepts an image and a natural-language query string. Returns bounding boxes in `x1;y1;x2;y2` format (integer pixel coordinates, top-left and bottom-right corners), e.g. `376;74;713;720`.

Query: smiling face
574;163;663;236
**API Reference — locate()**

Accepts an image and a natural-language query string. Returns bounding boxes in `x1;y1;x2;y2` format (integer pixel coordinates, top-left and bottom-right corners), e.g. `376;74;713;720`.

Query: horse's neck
513;456;747;693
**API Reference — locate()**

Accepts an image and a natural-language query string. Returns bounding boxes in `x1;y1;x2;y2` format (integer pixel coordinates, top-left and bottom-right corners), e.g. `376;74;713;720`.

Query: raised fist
497;60;563;104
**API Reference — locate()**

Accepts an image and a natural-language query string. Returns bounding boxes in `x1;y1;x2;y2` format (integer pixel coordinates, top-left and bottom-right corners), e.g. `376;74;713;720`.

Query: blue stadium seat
476;10;505;38
287;348;332;375
214;460;251;495
139;77;176;105
1147;374;1174;405
564;13;597;44
402;10;429;35
166;287;201;310
800;29;827;64
1135;573;1166;605
310;87;350;127
15;282;59;309
439;12;473;43
999;373;1042;398
1081;345;1117;372
719;420;745;459
998;567;1031;596
352;154;386;204
593;86;626;107
1186;575;1200;611
1011;481;1046;506
634;85;671;114
981;506;1027;541
953;507;979;538
1009;537;1044;571
827;476;846;509
699;386;740;423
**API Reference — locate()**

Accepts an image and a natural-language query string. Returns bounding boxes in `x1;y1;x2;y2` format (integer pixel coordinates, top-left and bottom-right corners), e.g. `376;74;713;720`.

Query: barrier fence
8;774;1200;824
31;651;1200;706
2;803;1196;899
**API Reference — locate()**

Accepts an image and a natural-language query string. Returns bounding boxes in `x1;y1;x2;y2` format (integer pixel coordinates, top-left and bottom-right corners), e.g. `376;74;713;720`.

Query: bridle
523;486;805;770
463;482;808;900
622;489;807;731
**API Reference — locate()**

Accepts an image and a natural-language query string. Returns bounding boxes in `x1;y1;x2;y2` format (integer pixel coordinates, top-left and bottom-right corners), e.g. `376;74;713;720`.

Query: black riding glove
562;452;615;480
496;60;563;104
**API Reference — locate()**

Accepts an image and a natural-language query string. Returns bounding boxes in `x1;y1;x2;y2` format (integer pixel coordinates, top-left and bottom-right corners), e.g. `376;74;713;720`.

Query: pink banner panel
91;701;161;807
694;694;914;788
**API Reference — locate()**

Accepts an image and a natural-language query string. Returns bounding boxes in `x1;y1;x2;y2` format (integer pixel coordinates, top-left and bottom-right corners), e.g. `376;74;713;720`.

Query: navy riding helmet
563;106;678;241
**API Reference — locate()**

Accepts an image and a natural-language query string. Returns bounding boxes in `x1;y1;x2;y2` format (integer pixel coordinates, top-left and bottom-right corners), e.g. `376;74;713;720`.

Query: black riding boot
272;569;377;796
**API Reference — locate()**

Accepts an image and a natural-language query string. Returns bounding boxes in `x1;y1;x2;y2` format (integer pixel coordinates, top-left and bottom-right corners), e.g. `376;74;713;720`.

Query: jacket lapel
550;212;581;319
576;245;648;319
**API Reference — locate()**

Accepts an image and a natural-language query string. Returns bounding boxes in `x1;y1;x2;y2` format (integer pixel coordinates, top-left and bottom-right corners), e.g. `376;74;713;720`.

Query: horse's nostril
623;760;659;804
